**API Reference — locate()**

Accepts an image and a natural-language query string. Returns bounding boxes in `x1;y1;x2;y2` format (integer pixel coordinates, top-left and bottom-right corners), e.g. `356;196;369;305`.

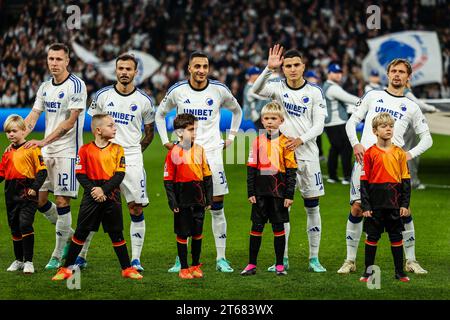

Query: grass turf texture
0;132;448;300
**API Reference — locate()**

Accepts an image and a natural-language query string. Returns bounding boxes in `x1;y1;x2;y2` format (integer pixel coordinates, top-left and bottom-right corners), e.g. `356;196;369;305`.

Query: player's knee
130;205;143;216
211;201;224;212
251;223;264;233
350;202;363;217
130;212;144;222
304;198;319;208
73;230;90;242
108;231;125;244
11;231;22;240
212;195;224;203
271;223;285;234
55;196;70;208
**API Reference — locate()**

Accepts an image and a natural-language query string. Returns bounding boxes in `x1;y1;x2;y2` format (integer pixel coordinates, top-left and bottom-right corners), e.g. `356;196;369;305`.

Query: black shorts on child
251;196;289;224
174;205;205;237
363;209;404;237
77;194;123;233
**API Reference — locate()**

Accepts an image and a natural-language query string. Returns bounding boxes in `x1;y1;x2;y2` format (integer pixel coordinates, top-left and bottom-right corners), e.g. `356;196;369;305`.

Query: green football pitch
0;132;448;300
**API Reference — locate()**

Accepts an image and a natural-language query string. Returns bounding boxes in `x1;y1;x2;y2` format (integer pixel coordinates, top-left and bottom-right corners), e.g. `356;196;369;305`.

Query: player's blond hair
3;114;26;132
372;112;395;129
261;101;285;119
91;114;112;132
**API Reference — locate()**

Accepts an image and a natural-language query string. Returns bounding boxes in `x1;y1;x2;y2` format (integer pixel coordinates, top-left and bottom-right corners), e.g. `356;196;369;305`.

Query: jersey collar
114;84;136;97
285;78;307;91
52;73;71;86
188;79;209;92
384;89;405;98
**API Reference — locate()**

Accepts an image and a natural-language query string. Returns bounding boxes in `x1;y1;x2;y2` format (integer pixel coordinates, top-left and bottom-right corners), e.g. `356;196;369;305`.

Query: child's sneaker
122;267;143;280
267;257;289;272
275;265;287;276
240;264;257;276
189;265;203;278
23;261;35;274
359;272;372;282
52;267;73;281
395;272;410;282
7;260;24;272
179;268;194;279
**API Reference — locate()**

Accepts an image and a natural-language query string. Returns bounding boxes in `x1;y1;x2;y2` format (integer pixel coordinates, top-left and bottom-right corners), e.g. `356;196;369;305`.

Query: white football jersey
88;86;155;156
352;89;429;149
256;78;327;161
33;74;86;158
157;79;241;152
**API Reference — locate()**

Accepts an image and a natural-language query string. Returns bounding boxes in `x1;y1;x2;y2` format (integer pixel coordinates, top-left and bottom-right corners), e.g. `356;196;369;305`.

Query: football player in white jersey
338;58;433;275
155;51;242;273
251;44;328;273
22;43;86;270
77;54;155;271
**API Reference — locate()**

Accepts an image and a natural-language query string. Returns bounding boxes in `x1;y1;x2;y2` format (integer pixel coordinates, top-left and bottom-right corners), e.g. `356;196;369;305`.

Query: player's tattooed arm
25;109;81;149
141;123;155;152
24;109;43;137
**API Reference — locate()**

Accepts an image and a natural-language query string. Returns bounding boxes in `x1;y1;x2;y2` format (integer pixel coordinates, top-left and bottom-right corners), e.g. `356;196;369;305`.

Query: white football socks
211;207;227;260
283;222;290;258
40;201;58;225
346;217;363;262
130;219;145;261
78;231;96;260
305;206;321;259
402;220;416;261
52;210;72;259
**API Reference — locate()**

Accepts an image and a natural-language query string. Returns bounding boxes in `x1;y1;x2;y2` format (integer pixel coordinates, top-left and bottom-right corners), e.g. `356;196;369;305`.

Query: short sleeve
247;137;258;168
68;81;87;111
399;149;411;180
33;147;47;173
360;150;371;181
32;83;45;112
143;99;155;125
75;146;87;174
115;146;126;173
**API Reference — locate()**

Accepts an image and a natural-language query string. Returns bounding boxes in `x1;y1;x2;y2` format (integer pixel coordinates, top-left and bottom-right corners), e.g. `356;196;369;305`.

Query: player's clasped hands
91;187;107;202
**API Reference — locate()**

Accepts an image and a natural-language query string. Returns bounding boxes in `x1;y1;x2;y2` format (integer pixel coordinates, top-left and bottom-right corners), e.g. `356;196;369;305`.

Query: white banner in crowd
362;31;442;86
71;42;161;85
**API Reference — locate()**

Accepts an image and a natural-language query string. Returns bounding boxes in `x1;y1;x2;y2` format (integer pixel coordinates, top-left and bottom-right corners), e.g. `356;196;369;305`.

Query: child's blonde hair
372;112;395;129
91;113;112;133
261;101;285;119
3;114;26;132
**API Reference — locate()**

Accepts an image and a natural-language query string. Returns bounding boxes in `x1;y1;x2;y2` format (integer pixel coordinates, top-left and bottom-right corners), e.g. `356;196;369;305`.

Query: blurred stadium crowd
1;0;449;107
